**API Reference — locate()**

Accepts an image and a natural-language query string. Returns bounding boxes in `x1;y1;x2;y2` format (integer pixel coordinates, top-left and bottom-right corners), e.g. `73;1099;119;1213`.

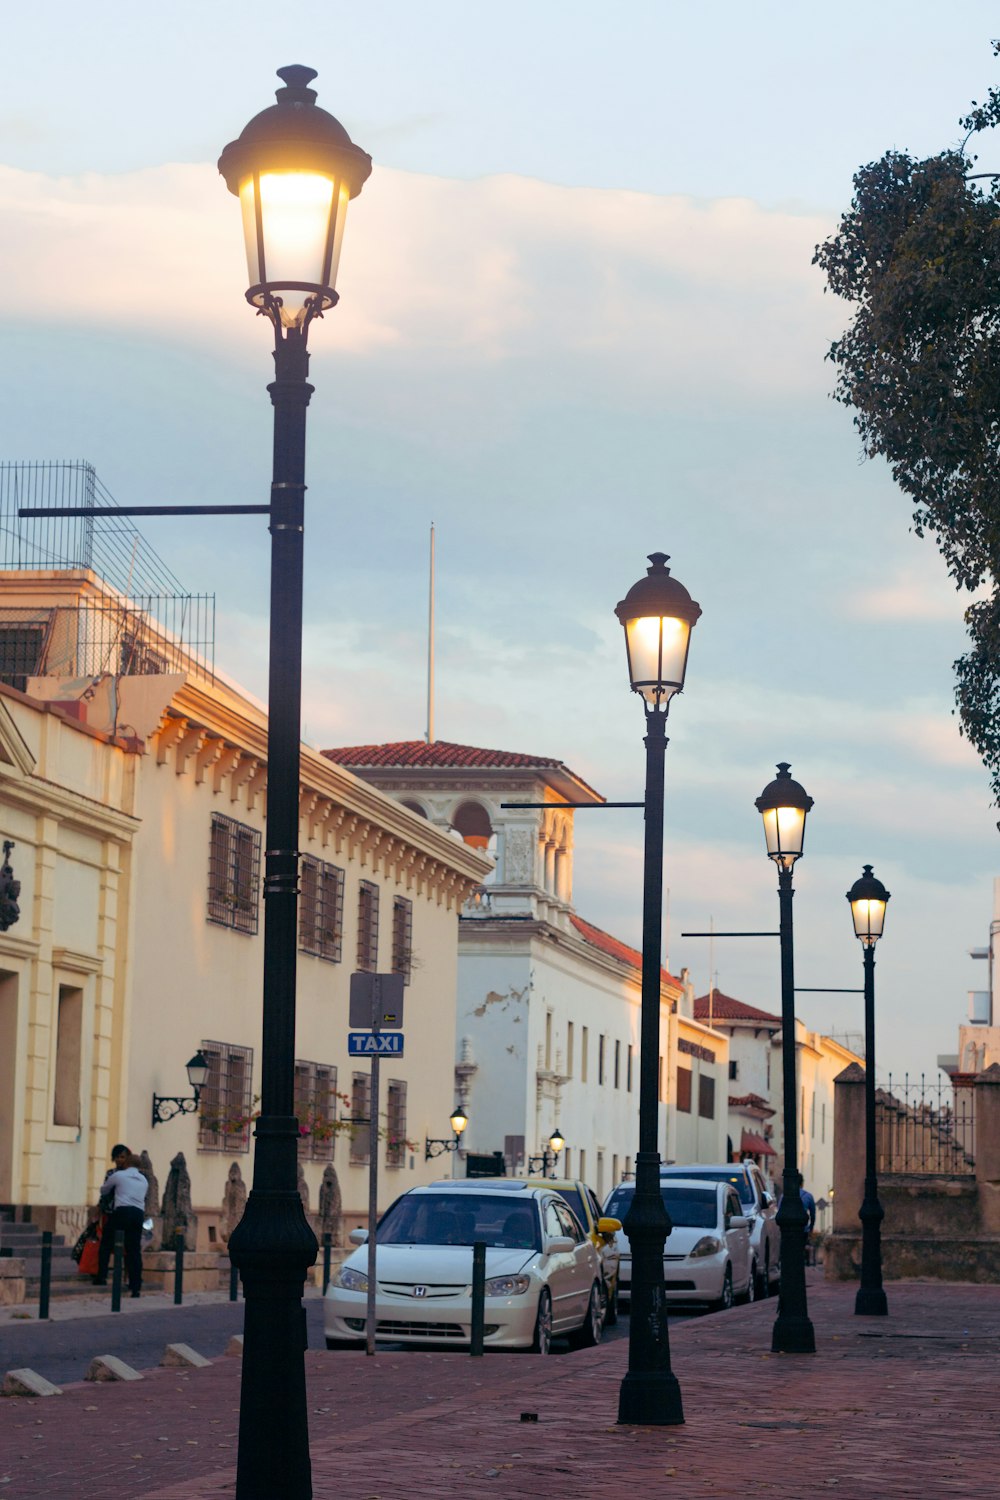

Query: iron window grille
198;1040;254;1153
357;880;379;972
208;814;261;935
0;623;48;693
299;857;345;962
294;1060;338;1162
385;1080;407;1168
391;896;413;985
349;1071;371;1164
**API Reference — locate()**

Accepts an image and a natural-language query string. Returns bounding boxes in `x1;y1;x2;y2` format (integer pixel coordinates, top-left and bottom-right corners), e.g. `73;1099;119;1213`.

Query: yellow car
524;1177;623;1324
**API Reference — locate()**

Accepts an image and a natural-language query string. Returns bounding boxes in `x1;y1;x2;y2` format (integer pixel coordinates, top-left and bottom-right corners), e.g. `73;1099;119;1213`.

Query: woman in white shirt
95;1143;149;1296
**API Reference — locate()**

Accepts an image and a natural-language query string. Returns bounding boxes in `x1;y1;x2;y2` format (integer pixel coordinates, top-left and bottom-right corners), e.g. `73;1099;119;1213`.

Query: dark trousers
97;1206;145;1292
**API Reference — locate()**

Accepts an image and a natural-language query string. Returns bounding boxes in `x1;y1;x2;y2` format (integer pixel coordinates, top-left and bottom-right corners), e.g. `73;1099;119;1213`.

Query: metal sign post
366;1030;379;1358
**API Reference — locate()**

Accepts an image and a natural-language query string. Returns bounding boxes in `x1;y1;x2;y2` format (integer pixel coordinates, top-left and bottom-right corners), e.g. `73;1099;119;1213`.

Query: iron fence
876;1074;975;1176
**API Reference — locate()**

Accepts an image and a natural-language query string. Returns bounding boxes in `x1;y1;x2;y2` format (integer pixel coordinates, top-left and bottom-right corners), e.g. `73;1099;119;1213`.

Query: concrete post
832;1063;866;1234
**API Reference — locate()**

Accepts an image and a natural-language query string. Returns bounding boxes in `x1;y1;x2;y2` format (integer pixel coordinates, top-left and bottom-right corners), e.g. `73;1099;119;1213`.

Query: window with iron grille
391;897;413;985
385;1080;407;1168
698;1074;716;1120
299;857;345;962
294;1060;338;1162
676;1066;692;1114
349;1071;371;1164
207;814;261;935
0;624;47;693
119;629;168;676
357;881;379;971
198;1041;254;1152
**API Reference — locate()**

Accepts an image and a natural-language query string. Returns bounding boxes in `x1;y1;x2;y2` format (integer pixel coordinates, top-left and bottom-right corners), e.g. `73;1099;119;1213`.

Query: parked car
523;1177;623;1323
324;1179;606;1353
603;1177;754;1311
660;1161;779;1297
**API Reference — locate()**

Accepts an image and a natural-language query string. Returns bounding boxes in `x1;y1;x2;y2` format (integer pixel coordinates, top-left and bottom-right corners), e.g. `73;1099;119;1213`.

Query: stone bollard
826;1062;866;1280
974;1063;1000;1234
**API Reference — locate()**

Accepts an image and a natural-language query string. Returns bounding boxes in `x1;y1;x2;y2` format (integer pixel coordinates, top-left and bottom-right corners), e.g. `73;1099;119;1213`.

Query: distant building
938;876;1000;1083
322;740;730;1196
694;989;861;1199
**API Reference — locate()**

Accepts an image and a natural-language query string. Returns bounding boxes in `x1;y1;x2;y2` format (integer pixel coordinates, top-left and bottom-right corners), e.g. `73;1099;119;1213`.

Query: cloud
0;160;839;394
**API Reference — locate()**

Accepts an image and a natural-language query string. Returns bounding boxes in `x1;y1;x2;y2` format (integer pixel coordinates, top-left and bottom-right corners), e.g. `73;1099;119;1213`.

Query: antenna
708;915;715;1030
426;522;435;744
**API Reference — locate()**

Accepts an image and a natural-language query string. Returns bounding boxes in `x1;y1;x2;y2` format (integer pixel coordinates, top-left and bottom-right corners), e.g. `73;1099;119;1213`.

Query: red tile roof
694;992;782;1026
570;915;680;988
729;1093;776;1114
322;740;564;770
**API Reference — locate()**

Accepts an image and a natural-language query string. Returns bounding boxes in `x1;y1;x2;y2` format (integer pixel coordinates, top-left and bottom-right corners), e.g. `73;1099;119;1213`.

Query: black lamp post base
771;1313;816;1355
617;1369;685;1427
855;1285;888;1317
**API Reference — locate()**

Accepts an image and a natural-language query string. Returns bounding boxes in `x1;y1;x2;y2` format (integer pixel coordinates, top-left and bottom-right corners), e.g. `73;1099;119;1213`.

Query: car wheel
604;1280;619;1327
711;1265;734;1313
325;1337;363;1350
569;1282;605;1349
531;1290;553;1354
758;1250;770;1300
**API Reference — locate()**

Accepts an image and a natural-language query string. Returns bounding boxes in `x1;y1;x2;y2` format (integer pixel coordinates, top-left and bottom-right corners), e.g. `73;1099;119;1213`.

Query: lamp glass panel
238;172;347;326
186;1054;210;1089
624;614;690;706
851;897;886;942
450;1108;468;1136
760;804;806;863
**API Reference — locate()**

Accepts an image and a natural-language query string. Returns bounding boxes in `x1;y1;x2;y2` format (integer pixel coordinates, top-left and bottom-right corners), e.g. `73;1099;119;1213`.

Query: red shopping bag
78;1222;102;1277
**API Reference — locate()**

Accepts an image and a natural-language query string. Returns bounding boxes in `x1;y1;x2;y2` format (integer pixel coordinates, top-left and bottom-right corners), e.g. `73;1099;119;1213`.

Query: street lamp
527;1127;565;1177
218;65;371;1500
755;762;815;1355
614;552;701;1427
425;1105;469;1160
151;1050;211;1127
847;863;890;1317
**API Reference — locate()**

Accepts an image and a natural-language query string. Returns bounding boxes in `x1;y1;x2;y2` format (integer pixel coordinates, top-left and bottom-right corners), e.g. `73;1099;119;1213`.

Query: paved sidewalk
1;1277;996;1499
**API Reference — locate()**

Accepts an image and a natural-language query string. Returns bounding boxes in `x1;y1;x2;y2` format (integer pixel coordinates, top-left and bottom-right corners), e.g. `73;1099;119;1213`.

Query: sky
3;1;1000;1081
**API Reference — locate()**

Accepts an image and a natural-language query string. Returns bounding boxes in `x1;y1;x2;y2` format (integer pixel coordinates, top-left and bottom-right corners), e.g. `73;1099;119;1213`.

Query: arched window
451;800;493;850
400;799;428;819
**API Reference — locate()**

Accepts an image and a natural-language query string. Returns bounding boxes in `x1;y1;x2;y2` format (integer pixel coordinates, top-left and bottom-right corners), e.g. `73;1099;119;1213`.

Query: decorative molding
51;945;103;975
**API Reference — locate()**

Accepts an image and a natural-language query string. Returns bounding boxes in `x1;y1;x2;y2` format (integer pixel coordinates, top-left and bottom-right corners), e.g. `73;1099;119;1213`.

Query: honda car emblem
412;1285;428;1298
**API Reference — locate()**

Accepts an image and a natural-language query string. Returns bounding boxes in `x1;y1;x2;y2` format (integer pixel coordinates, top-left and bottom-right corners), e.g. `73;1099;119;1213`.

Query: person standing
94;1143;147;1297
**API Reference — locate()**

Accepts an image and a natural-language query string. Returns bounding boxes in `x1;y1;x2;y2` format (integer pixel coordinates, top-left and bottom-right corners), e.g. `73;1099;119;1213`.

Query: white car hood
343;1243;535;1281
614;1223;718;1257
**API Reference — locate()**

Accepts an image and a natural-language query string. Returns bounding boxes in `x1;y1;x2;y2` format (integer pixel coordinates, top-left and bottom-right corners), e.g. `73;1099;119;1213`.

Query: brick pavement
1;1277;997;1500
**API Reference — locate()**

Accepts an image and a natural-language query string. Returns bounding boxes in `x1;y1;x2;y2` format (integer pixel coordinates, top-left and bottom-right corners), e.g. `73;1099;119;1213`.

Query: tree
814;44;1000;805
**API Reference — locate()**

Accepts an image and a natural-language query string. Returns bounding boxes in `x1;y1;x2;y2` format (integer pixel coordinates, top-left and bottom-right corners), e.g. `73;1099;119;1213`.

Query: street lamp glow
548;1127;565;1156
755;763;813;869
847;865;890;947
220;64;371;329
449;1105;469;1137
615;552;702;712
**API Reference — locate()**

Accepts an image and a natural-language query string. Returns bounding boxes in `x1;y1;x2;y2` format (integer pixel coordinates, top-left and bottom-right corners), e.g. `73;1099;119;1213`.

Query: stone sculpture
220;1160;247;1243
318;1163;343;1246
161;1150;197;1250
296;1159;310;1213
138;1149;160;1216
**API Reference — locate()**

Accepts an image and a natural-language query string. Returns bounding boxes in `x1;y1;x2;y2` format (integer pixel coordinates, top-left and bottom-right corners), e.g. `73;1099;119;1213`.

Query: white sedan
604;1177;754;1311
324;1180;606;1353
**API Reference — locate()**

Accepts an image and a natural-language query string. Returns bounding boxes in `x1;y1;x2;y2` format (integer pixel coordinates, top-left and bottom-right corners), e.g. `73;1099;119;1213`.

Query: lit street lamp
527;1127;565;1176
424;1104;470;1159
218;65;371;1500
755;762;816;1355
846;863;890;1317
615;551;701;1427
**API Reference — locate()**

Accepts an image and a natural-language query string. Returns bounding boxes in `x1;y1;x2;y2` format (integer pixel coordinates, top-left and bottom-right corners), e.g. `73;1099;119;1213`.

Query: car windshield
376;1193;542;1251
665;1168;755;1207
604;1184;719;1229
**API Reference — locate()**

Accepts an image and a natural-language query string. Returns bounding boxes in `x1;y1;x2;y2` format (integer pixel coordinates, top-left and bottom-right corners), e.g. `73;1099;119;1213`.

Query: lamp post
615;551;701;1427
755;762;816;1355
846;863;890;1317
218;66;371;1500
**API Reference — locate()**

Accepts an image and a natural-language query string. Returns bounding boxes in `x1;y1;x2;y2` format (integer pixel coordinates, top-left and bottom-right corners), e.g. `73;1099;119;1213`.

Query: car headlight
688;1236;723;1259
335;1265;369;1292
484;1275;531;1297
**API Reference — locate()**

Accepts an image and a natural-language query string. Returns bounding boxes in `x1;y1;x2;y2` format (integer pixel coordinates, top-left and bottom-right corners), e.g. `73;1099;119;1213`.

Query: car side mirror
349;1228;369;1245
596;1217;622;1236
729;1215;749;1230
545;1235;574;1253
